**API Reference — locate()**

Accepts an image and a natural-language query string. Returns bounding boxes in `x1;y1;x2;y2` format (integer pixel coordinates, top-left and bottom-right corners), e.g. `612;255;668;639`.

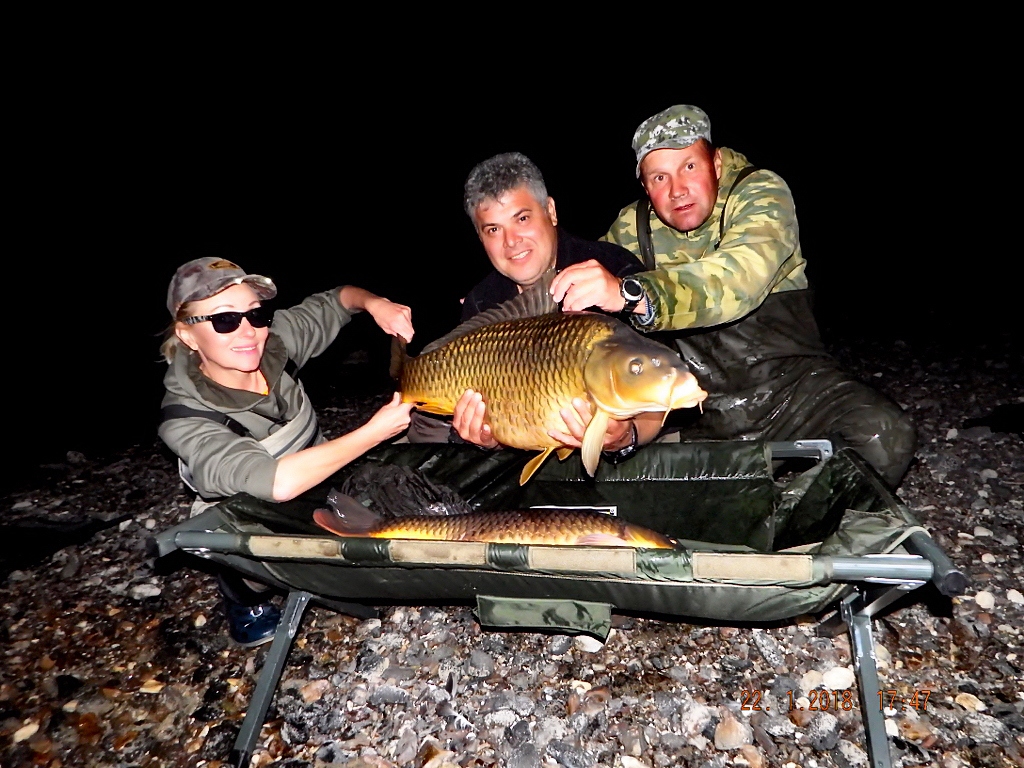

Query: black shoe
225;599;280;647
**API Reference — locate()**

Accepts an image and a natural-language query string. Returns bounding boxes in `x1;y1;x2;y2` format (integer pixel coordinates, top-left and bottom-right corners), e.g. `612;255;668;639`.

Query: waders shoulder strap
160;404;252;437
635;165;761;266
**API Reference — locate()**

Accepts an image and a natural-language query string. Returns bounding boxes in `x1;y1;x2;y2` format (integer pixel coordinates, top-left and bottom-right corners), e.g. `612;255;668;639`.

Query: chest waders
632;167;916;486
161;362;323;514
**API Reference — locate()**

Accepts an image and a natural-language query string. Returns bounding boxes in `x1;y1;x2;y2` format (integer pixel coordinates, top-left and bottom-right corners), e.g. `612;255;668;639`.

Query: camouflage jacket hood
604;147;808;331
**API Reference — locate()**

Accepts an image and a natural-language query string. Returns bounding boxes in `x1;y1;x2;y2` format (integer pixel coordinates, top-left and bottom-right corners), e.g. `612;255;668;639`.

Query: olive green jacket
603;147;808;331
158;290;351;500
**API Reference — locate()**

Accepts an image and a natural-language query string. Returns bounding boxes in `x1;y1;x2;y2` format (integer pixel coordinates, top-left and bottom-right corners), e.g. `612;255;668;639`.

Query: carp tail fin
389;335;408;381
314;491;382;537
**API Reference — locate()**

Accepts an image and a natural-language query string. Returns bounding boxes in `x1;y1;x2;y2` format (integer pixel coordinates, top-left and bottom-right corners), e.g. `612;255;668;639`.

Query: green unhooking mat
158;441;930;633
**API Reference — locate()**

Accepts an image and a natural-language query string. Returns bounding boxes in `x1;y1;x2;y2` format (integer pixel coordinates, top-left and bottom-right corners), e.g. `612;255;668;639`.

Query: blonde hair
159;304;194;364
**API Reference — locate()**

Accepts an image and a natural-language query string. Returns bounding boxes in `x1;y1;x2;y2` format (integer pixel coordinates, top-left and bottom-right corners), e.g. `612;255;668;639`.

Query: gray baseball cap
167;257;277;317
632;105;712;177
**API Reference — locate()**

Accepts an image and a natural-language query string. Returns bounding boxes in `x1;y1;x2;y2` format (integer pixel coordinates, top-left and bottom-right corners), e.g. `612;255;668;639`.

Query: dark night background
7;52;1017;495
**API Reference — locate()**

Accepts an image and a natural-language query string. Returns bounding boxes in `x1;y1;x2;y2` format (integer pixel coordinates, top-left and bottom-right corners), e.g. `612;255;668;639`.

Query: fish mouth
669;372;707;409
594;369;707;416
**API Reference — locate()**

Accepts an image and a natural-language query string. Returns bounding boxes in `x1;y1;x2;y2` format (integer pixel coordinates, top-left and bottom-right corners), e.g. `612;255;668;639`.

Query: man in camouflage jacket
550;105;915;487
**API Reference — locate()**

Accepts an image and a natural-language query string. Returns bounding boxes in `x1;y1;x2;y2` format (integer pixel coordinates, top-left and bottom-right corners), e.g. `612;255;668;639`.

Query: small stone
974;591;996;611
964;713;1005;743
573;636;604;653
800;669;823;694
119;519;132;532
884;719;899;737
12;500;33;510
620;757;648;768
946;428;958;439
874;643;892;668
300;679;331;703
13;722;39;742
368;684;411;706
980;469;999;480
139;679;165;694
714;711;753;750
1007;589;1024;605
738;745;764;768
466;650;494;678
130;583;162;600
807;712;840;751
954;692;986;712
145;518;157;530
833;739;869;767
973;526;992;537
194;613;207;628
981;553;996;564
821;666;855;690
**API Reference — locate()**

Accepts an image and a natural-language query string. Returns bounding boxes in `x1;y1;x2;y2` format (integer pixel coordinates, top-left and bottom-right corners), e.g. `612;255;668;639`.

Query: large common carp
393;272;707;484
312;492;676;549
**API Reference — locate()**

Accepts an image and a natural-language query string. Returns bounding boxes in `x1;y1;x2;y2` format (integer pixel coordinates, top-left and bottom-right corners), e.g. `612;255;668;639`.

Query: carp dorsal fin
421;268;559;355
519;446;556;485
580;409;611;477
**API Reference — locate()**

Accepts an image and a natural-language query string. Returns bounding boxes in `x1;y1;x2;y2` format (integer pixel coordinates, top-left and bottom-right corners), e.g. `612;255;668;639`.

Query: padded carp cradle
154;440;966;768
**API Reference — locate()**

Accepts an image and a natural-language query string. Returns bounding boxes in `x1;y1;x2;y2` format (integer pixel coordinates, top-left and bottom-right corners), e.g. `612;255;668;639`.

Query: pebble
807;712;840;751
800;669;823;694
954;692;986;712
979;469;999;480
973;526;992;537
714;711;752;750
946;428;958;439
620;757;648;768
964;713;1006;743
1007;589;1024;605
129;583;162;600
751;629;785;668
13;722;39;742
465;650;494;678
12;500;33;510
981;553;996;564
833;739;869;767
573;635;605;653
821;666;855;690
973;591;996;611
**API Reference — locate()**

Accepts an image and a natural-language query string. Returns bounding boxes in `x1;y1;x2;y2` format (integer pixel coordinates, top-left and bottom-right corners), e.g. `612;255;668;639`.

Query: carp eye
629;358;643;375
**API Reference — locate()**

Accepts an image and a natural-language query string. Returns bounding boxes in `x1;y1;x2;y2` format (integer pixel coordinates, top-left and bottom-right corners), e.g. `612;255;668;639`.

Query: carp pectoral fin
520;448;555;485
555;447;573;461
413;402;454;416
581;409;611;477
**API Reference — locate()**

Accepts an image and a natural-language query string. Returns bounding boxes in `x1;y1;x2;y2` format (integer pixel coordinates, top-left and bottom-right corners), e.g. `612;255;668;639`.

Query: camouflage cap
167;257;277;317
632;105;712;177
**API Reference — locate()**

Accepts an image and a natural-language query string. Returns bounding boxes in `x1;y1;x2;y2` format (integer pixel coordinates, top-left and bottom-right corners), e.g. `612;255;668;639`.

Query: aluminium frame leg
230;590;313;768
840;590;892;768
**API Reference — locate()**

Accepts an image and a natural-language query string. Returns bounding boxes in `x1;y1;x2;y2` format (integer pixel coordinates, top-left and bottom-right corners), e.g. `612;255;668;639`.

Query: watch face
621;278;644;302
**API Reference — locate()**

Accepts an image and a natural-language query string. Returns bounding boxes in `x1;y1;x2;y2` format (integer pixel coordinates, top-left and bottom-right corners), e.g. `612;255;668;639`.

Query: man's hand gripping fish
313;491;677;549
391;270;707;484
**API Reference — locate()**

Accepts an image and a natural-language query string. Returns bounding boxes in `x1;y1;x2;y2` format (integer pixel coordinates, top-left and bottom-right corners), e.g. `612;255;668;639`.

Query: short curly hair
463;152;549;219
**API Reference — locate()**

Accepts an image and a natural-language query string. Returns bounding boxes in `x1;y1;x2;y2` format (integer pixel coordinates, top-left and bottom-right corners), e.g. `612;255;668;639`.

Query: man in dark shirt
410;152;659;453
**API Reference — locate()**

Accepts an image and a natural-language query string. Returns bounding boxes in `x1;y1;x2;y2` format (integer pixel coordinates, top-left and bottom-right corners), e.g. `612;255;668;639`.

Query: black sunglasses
183;307;273;333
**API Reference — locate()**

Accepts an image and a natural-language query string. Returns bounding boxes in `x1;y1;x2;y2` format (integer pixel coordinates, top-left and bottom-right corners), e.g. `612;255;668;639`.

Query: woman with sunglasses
158;257;414;645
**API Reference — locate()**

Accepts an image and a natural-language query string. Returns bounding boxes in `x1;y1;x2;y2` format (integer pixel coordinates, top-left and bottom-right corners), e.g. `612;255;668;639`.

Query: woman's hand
364;392;414;440
365;296;414;343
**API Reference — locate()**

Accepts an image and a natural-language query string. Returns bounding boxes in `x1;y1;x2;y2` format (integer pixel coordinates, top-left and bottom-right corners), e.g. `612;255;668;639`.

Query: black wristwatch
619;277;645;314
602;420;639;465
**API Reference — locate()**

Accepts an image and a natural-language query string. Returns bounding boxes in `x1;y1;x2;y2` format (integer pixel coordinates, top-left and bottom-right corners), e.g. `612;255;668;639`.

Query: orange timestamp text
738;689;933;712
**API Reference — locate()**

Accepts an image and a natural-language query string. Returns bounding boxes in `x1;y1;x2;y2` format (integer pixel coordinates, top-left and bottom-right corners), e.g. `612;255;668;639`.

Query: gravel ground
2;330;1022;768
